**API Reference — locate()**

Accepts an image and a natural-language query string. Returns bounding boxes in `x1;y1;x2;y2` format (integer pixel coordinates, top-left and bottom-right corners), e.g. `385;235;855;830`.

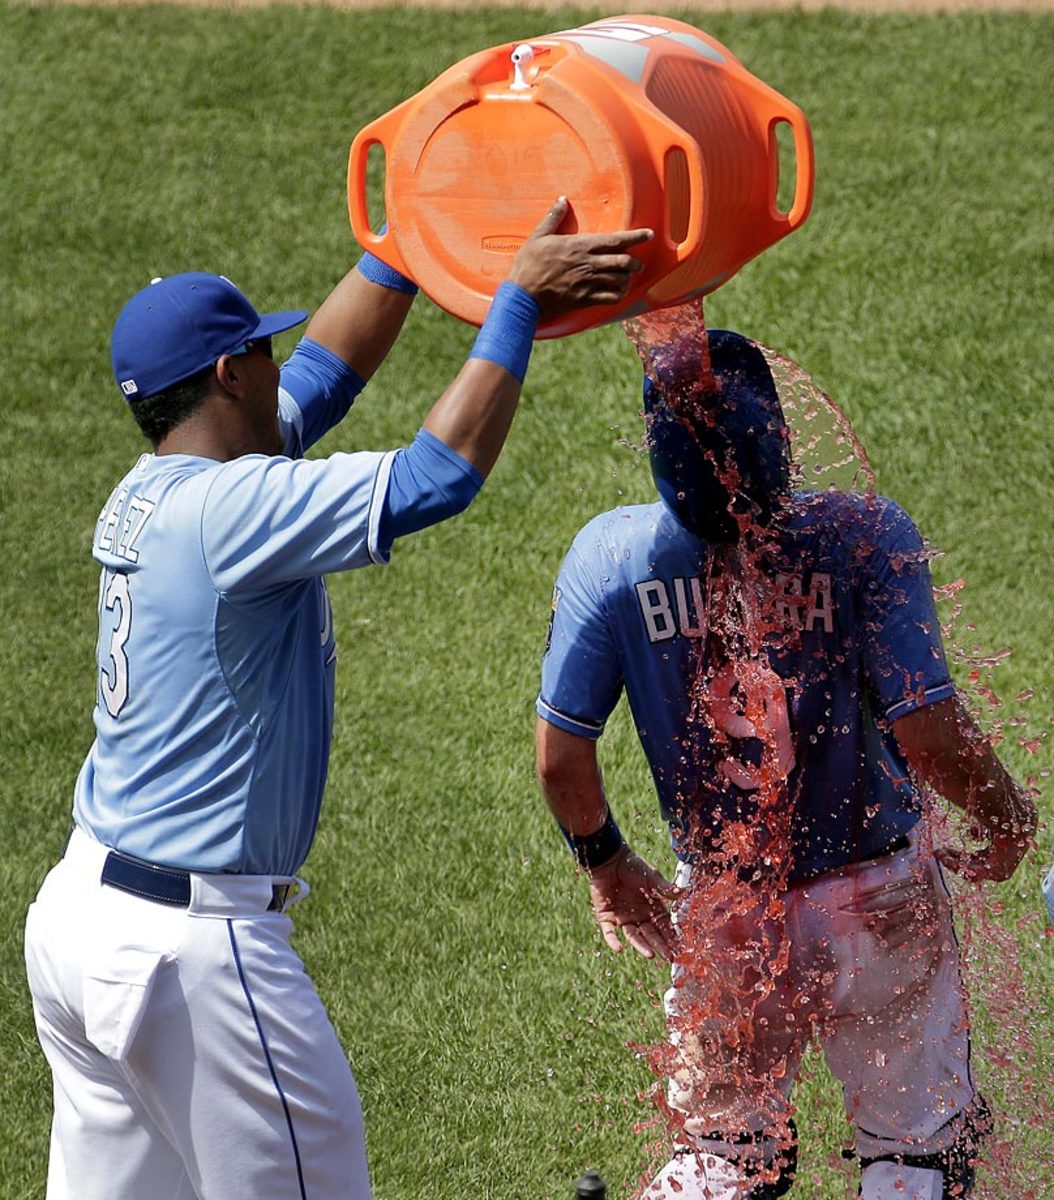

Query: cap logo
121;380;139;396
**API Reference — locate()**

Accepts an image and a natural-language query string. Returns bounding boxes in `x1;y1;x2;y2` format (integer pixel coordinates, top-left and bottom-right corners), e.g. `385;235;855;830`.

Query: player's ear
214;354;247;398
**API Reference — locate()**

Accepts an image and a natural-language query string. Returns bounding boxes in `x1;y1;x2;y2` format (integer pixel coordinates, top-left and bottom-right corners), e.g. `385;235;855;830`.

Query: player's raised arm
892;696;1037;881
373;199;650;552
274;250;420;457
421;198;651;477
304;253;418;383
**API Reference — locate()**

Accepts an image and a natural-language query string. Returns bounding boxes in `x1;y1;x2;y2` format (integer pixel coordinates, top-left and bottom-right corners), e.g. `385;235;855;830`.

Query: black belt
687;832;913;886
784;832;913;885
859;832;911;863
100;848;293;911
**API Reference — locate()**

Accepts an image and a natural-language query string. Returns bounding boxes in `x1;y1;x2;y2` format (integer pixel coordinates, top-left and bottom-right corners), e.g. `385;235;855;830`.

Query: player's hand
587;845;678;961
936;794;1038;883
507;197;652;318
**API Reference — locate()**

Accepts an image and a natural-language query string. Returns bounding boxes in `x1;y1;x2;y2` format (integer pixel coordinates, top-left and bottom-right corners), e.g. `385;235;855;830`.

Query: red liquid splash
611;300;1051;1199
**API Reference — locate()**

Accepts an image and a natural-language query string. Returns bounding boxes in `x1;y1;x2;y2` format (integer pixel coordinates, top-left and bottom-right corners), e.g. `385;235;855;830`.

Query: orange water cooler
349;15;814;338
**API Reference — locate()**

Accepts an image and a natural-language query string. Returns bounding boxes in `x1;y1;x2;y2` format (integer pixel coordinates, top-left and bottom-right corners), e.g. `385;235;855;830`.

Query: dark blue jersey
538;492;955;882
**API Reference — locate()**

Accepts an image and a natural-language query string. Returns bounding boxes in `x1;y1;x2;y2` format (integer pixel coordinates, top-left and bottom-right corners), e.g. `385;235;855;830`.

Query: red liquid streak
614;301;1052;1199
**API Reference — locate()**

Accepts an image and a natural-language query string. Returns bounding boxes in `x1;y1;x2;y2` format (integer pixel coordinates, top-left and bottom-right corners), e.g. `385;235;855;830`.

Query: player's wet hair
645;329;791;543
128;365;213;445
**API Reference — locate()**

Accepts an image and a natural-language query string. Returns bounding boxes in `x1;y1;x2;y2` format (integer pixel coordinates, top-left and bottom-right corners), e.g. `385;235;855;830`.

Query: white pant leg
663;862;802;1141
798;838;975;1160
25;830;371;1200
26;863;196;1200
652;861;802;1199
652;845;971;1192
126;909;370;1200
32;1028;197;1200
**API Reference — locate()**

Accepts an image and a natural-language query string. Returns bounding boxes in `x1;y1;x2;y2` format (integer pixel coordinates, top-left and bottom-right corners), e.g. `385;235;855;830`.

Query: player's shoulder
789;487;907;519
568;501;672;557
107;452;298;538
101;452;218;514
561;503;697;599
92;453;223;567
787;489;920;544
201;448;332;503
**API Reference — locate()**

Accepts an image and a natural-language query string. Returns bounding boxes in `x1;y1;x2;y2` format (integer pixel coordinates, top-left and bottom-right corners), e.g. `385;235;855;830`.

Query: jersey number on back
99;569;132;718
707;659;795;790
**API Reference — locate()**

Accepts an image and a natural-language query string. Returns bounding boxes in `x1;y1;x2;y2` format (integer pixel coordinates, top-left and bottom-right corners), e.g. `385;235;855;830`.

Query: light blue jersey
539;492;956;883
74;341;393;875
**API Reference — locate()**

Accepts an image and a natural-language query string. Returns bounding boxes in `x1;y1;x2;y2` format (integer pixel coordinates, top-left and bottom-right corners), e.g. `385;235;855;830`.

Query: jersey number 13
98;569;132;719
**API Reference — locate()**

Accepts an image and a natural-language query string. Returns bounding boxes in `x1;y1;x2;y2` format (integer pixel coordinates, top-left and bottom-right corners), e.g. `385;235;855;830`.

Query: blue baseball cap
111;272;308;401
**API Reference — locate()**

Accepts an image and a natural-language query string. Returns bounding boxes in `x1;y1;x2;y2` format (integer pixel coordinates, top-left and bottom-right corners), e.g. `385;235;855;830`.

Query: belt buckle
269;881;296;912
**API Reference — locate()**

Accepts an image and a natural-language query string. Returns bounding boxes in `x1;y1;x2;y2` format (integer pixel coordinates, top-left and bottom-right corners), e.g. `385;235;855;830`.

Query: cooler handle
764;105;814;233
638;108;706;263
348;115;411;279
670;132;705;262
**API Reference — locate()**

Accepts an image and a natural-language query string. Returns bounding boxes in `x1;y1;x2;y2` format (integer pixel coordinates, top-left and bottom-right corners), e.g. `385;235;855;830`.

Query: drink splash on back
615;301;1050;1198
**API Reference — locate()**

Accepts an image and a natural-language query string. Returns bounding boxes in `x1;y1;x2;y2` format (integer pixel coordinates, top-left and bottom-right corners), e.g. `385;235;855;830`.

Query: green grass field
1;3;1052;1196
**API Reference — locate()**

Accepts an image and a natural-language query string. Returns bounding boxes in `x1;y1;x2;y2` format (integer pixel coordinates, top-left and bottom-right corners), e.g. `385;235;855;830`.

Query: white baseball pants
24;828;371;1200
648;832;975;1195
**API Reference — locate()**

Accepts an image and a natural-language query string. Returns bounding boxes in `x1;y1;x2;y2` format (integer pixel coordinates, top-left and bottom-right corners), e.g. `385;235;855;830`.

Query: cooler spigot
510;44;535;90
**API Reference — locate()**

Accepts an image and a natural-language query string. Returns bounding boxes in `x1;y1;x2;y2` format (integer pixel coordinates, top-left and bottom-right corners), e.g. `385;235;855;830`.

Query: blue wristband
468;282;540;384
357;251;418;296
560;810;625;871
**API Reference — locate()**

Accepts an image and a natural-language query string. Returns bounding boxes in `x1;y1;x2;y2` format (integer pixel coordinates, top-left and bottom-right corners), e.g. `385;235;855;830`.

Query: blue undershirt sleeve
378;428;484;554
279;336;366;454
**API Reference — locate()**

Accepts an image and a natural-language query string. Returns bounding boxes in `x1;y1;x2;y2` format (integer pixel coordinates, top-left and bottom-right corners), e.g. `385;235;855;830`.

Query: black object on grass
574;1170;607;1200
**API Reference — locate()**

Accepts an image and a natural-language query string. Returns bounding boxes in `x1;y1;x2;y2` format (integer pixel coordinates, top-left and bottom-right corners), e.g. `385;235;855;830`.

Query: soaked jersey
74;341;392;876
538;492;955;882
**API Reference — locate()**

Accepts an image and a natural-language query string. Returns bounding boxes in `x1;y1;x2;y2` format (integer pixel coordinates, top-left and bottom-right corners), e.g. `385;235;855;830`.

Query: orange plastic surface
349;15;814;338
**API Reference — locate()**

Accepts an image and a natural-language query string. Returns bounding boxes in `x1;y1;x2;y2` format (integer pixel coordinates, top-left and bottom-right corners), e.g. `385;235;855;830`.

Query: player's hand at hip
587;845;678;961
936;793;1038;883
507;197;652;318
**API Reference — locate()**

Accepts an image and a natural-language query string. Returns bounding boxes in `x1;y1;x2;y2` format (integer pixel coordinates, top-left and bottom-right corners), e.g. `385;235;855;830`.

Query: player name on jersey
635;571;834;643
95;481;156;564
